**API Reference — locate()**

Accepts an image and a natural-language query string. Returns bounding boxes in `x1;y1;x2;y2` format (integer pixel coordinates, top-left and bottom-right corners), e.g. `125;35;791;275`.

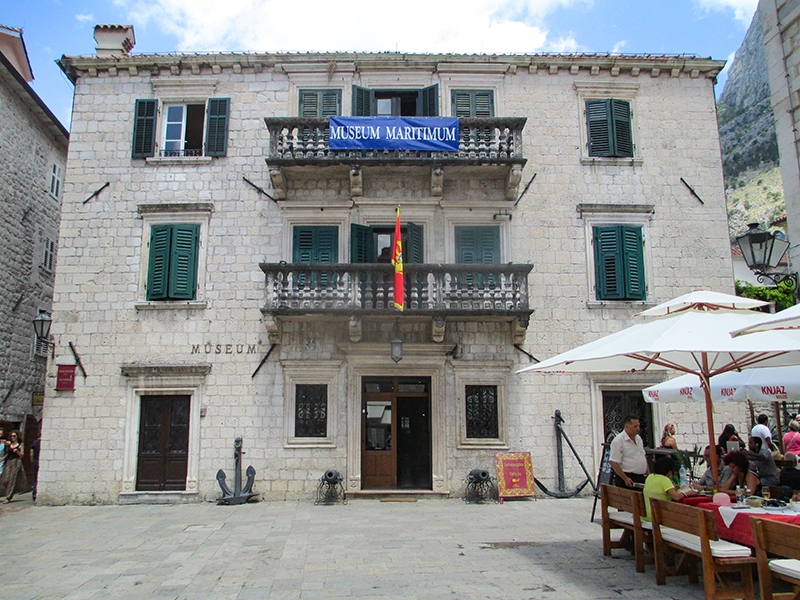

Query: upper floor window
350;223;423;263
43;237;56;272
147;224;200;301
299;89;342;117
49;163;62;198
352;85;439;116
132;98;230;159
586;99;633;158
293;226;338;263
451;90;494;117
592;225;645;301
454;225;500;264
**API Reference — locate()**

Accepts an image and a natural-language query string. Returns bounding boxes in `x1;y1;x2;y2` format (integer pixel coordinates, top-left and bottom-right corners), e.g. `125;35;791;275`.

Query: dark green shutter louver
320;90;341;116
300;89;341;117
132;99;157;158
352;86;374;116
205;98;229;156
292;226;338;263
406;222;424;263
611;99;633;157
350;224;373;263
419;84;439;116
451;90;494;117
147;224;171;300
299;91;319;117
586;99;612;157
593;225;645;300
168;225;199;299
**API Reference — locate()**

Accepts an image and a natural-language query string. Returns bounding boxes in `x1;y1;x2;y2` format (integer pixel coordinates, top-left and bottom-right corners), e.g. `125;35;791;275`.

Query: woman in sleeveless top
0;431;28;503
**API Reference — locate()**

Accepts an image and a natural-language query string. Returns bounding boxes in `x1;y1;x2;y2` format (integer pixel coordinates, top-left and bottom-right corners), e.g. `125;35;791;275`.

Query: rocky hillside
717;8;783;239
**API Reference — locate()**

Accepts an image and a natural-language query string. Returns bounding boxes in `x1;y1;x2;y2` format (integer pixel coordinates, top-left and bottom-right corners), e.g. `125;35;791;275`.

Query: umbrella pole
701;370;719;488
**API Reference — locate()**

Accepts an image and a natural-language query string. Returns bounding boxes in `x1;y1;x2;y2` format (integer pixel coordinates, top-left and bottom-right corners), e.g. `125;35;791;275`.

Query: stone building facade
41;26;744;504
0;26;68;427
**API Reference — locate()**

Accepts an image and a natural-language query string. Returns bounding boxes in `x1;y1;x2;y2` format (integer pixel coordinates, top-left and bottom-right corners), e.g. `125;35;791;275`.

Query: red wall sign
495;452;536;499
56;364;77;391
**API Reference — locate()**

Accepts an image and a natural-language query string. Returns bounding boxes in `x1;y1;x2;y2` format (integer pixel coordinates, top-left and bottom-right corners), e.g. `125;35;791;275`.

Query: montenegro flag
392;207;404;311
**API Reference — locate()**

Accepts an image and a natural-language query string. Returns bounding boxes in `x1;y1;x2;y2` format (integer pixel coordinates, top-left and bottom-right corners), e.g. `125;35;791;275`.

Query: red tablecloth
705;505;800;546
681;495;716;507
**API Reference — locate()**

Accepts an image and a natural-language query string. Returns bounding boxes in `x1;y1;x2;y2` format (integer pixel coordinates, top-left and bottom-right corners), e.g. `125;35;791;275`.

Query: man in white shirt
751;414;776;452
610;415;649;488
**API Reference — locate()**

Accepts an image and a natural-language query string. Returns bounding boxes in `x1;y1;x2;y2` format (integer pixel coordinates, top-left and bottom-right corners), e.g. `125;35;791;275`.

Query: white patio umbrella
731;303;800;337
642;366;800;404
517;291;800;485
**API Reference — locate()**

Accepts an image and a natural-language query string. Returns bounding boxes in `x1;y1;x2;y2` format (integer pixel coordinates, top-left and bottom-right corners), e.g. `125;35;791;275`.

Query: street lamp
33;312;52;340
736;223;797;289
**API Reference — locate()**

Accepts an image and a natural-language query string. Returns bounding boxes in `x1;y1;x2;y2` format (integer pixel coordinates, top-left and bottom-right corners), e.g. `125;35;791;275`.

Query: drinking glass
762;487;771;500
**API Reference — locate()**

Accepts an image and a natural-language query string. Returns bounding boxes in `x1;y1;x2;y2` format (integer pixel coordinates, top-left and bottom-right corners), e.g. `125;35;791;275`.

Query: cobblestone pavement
0;494;709;600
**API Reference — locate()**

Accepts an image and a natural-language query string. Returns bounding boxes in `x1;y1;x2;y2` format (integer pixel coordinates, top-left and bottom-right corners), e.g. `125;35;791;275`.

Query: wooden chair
600;483;652;573
749;517;800;600
650;498;755;599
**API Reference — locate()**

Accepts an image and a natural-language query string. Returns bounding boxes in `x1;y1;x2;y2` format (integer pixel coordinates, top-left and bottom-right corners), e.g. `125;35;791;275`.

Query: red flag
392;207;404;311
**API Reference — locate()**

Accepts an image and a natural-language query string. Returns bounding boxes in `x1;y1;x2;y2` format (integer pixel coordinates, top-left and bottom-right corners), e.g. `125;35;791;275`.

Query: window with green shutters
593;225;645;300
455;226;501;264
451;90;494;117
299;89;342;117
131;98;230;158
147;224;200;301
292;226;338;287
586;99;633;158
352;85;439;116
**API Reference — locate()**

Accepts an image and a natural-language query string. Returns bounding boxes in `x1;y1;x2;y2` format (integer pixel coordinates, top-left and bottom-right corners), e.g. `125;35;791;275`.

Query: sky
7;0;759;131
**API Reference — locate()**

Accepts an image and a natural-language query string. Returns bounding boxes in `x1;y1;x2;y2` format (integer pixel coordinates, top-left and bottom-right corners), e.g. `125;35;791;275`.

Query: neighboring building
42;24;740;504
760;0;800;280
0;25;68;429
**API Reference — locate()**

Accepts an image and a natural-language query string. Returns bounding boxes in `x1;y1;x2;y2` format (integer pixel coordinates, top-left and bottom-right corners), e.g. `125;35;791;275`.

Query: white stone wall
0;64;66;424
40;52;744;504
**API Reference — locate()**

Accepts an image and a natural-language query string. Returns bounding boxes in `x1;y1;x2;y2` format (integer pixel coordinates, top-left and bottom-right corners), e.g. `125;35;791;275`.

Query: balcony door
362;376;431;489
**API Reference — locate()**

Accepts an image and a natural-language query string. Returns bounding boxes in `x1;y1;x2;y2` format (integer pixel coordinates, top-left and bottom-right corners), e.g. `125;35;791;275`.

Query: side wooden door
136;395;190;491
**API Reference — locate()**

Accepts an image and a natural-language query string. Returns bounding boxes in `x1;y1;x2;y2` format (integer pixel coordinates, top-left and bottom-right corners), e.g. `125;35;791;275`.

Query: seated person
779;452;800;490
748;435;780;486
693;444;732;491
720;450;761;496
643;455;697;521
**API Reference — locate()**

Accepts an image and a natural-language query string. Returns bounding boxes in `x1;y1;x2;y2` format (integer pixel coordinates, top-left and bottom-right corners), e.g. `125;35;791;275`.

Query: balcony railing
261;263;532;325
263;117;527;166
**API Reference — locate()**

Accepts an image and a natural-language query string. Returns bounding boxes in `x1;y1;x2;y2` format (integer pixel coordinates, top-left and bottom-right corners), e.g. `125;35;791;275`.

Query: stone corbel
512;316;528;345
263;314;281;344
268;167;286;200
350;166;363;197
431;166;444;197
349;316;362;343
506;165;523;200
432;315;446;343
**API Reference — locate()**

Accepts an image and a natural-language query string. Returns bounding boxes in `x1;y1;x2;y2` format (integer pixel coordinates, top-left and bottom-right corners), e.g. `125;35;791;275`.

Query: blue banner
329;117;459;151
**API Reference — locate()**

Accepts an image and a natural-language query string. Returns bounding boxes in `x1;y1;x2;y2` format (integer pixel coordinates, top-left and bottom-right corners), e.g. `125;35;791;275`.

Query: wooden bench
749;517;800;600
600;483;652;573
650;498;755;599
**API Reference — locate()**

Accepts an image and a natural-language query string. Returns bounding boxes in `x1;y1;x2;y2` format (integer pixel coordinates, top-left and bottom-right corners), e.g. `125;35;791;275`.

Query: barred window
465;385;499;439
294;384;327;438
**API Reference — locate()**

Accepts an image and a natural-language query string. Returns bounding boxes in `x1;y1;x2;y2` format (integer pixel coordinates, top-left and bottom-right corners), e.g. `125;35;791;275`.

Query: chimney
93;25;135;57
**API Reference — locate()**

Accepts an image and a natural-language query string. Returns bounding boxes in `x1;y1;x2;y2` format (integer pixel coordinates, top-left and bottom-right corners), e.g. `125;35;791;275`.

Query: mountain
717;8;783;239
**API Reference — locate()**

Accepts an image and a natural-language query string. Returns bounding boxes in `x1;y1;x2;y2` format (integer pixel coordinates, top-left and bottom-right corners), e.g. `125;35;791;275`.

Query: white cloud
75;14;94;23
611;40;627;54
118;0;586;54
694;0;758;26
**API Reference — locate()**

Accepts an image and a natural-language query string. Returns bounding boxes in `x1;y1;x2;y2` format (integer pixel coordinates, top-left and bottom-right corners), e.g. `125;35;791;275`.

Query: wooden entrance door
361;377;431;489
136;395;190;491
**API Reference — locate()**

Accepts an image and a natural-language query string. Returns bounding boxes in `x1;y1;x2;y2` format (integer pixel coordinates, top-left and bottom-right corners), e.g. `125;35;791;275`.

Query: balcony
263;117;527;200
260;262;532;343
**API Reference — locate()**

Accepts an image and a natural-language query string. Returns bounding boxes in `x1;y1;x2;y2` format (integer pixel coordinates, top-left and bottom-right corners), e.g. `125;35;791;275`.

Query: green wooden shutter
350;224;373;263
147;224;171;300
611;99;633;157
299;90;320;117
406;222;424;263
320;90;341;116
418;84;439;116
455;226;500;263
352;86;374;116
168;224;199;299
205;98;229;157
451;90;494;117
293;226;338;263
594;225;624;300
586;99;612;157
621;225;645;299
132;99;157;158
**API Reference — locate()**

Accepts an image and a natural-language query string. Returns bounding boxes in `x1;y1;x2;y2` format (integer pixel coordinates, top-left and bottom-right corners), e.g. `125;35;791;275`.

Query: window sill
145;156;214;166
586;300;657;310
458;440;508;450
285;439;336;449
135;300;207;311
580;156;643;167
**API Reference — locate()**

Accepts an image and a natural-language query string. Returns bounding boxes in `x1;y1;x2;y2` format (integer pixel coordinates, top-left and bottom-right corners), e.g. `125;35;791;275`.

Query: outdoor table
703;504;800;547
681;495;716;507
